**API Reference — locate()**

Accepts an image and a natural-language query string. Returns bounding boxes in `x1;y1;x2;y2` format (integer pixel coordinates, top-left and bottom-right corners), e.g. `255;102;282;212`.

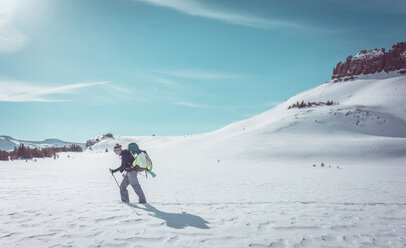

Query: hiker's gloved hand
109;168;113;174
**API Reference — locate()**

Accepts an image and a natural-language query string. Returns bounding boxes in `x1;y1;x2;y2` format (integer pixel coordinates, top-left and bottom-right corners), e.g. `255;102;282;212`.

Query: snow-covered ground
1;153;405;247
1;73;406;247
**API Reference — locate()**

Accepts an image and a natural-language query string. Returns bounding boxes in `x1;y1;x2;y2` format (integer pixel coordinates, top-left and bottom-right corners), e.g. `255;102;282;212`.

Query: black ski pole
111;172;120;189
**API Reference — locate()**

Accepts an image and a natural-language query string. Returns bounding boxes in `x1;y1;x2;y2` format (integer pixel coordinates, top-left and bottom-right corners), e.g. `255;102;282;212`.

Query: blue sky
1;0;405;142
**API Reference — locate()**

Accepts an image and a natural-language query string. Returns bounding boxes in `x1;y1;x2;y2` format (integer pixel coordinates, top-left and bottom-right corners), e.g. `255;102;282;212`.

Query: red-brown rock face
331;42;406;82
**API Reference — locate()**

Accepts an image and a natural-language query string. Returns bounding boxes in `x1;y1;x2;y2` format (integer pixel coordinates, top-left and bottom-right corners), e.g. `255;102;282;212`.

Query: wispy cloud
104;84;133;95
145;75;181;88
137;0;308;30
0;80;109;102
83;83;137;105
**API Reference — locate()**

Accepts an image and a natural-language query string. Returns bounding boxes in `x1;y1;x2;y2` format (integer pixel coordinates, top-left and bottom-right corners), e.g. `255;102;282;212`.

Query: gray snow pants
120;170;146;203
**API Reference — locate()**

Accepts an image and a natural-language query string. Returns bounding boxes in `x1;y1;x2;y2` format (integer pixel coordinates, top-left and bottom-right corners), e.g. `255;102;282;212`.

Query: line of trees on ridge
0;144;83;161
288;100;335;109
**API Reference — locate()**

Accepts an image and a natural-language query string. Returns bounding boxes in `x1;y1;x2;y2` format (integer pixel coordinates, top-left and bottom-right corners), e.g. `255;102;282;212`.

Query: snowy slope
1;73;406;247
0;135;84;151
90;72;406;162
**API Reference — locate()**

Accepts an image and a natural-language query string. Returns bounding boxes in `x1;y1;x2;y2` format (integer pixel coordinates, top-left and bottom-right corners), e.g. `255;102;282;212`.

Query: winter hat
113;143;122;152
128;142;139;152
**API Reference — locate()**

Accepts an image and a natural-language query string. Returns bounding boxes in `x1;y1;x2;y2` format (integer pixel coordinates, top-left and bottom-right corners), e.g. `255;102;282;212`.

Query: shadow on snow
127;203;210;229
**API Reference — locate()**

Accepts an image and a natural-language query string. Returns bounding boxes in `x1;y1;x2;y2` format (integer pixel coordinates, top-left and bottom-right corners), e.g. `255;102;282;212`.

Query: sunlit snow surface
1;74;406;247
1;154;405;247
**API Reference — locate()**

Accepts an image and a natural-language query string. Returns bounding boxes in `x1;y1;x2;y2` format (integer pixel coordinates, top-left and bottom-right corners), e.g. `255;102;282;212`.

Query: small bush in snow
102;133;114;138
0;151;9;161
86;140;97;147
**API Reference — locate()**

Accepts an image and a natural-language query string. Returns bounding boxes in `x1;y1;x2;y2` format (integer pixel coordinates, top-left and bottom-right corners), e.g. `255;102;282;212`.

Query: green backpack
128;142;156;178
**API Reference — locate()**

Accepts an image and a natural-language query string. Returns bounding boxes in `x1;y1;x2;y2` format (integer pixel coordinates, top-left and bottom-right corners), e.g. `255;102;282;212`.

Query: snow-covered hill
90;71;406;163
0;135;84;151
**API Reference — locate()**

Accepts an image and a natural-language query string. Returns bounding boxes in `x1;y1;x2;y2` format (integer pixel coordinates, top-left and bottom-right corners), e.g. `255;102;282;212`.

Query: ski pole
111;172;120;189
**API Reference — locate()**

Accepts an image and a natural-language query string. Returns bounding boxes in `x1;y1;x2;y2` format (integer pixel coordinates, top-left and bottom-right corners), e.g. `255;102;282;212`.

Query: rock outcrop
331;42;406;82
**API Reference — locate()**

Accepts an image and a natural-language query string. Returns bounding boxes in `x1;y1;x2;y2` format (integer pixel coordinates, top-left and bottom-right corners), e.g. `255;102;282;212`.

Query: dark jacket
112;150;135;173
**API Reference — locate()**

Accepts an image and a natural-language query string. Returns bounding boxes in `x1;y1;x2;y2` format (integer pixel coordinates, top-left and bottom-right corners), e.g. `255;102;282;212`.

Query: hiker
109;143;146;204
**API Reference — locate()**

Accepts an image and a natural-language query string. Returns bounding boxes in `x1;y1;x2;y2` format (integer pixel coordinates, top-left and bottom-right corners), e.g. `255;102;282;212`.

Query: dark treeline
0;144;83;161
288;100;335;109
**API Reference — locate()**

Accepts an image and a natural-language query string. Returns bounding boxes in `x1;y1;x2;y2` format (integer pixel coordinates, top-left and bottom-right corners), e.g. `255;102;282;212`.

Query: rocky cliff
331;42;406;82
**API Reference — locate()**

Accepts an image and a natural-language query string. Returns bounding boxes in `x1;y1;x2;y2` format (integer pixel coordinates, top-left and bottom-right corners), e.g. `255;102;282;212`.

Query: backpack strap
130;151;138;167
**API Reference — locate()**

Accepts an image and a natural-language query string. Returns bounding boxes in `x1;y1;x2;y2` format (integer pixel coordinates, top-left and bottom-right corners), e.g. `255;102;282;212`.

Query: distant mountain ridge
0;135;84;151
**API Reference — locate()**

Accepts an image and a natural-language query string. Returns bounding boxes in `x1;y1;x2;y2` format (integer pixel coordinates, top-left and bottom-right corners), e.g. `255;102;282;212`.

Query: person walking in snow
109;143;146;204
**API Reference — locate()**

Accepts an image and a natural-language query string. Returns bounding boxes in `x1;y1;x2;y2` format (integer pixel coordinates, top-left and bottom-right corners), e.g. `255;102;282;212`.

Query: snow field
1;152;406;247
